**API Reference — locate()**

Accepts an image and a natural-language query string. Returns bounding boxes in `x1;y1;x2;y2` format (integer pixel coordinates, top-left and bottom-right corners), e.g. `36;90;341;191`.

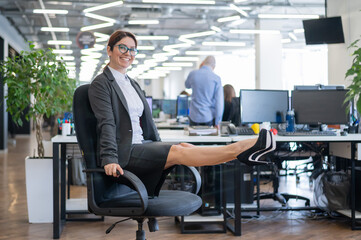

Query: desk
160;131;361;235
51;132;361;238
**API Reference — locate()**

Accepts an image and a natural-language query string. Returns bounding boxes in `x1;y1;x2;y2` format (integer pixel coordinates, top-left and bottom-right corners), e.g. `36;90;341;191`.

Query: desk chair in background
73;84;202;240
254;142;326;207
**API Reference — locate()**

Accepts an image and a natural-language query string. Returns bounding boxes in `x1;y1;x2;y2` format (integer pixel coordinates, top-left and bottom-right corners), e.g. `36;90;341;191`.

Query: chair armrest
83;168;148;214
182;166;201;194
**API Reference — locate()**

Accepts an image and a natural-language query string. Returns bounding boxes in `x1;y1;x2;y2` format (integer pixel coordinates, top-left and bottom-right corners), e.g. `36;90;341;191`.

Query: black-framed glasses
115;44;139;56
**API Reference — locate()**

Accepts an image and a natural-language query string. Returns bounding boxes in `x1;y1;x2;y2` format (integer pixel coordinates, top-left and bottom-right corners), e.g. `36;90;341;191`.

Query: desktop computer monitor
161;99;177;118
239;89;289;124
291;89;350;125
176;95;189;118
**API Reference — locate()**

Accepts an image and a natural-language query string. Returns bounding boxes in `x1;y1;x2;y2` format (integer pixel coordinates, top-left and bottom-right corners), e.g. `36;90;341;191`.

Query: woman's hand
104;163;124;177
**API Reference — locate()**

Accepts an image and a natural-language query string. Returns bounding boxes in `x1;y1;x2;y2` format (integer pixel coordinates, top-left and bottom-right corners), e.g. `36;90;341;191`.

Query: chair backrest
73;84;123;205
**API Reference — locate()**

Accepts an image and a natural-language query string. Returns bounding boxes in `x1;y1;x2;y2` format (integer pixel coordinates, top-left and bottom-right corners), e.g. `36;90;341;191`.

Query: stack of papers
185;126;218;136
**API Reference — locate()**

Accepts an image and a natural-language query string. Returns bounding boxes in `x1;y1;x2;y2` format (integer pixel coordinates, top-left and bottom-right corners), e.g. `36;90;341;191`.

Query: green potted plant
345;38;361;117
0;42;76;223
0;42;76;157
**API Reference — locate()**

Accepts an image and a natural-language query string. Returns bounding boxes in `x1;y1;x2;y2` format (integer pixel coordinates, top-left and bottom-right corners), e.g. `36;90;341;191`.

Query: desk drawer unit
329;142;361;160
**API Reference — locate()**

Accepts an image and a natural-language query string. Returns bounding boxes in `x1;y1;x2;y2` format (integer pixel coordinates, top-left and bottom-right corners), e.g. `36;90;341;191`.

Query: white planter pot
25;156;53;223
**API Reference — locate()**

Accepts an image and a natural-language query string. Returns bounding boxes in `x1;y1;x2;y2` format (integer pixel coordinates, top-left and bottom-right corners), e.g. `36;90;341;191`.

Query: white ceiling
0;0;326;81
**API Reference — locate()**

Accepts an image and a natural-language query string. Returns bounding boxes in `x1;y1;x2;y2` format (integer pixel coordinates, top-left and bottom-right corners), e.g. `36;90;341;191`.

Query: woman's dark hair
223;84;236;103
105;30;138;69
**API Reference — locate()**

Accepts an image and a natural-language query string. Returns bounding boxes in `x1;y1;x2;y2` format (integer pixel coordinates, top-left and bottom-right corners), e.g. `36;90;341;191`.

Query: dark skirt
124;141;173;196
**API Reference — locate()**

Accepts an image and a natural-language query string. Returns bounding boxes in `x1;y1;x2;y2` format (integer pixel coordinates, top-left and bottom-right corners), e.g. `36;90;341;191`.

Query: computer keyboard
278;130;337;136
236;127;256;135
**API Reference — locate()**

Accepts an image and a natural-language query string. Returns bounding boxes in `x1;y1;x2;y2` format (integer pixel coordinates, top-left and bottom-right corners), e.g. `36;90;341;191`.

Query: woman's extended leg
164;137;257;169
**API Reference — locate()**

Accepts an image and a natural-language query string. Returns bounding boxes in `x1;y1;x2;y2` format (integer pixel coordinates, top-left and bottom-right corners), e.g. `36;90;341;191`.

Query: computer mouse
340;131;348;136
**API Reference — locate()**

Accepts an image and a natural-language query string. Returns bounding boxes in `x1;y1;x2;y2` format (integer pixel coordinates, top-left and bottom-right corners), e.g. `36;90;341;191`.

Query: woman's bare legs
164;138;257;169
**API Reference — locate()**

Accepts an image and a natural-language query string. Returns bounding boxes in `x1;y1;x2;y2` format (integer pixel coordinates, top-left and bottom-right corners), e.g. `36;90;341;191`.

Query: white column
255;19;283;89
327;0;361;86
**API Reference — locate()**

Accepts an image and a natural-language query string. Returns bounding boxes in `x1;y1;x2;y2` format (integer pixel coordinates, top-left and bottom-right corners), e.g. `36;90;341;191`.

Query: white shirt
108;66;144;144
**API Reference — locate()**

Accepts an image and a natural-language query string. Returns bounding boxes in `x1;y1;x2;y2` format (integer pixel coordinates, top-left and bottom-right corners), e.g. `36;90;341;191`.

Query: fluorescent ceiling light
162;62;193;67
281;38;291;44
228;19;247;26
179;30;216;39
230;29;280;34
155;66;182;71
83;1;123;13
163;43;192;50
81;22;114;31
56;56;74;61
229;4;248;17
185;51;223;55
211;26;221;32
94;32;109;42
293;29;305;33
128;20;159;25
47;40;72;45
217;15;240;23
81;52;103;58
46;1;72;5
288;32;297;41
53;49;73;54
41;27;69;32
137;36;169;40
137;46;155;50
173;57;200;61
258;14;319;19
202;41;246;47
178;37;195;45
65;62;76;66
84;13;116;23
142;0;215;4
136;54;147;58
33;9;68;14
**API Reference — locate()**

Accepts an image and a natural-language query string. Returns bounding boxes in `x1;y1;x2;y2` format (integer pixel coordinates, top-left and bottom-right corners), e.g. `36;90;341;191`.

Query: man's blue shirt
185;66;224;125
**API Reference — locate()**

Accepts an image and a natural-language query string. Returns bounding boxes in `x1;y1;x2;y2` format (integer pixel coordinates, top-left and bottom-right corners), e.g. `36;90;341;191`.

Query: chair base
257;193;310;206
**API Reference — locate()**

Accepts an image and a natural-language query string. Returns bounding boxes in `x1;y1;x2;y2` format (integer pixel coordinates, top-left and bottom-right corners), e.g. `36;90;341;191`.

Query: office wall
328;0;361;86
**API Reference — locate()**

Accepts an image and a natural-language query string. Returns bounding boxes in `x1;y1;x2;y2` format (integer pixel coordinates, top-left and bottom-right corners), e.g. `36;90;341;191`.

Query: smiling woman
87;30;276;198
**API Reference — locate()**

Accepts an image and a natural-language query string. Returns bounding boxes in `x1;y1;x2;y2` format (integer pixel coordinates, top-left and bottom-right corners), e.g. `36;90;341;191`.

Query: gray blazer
88;67;160;167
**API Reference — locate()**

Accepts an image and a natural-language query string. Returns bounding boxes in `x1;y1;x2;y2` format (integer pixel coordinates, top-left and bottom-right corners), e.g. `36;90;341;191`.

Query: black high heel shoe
236;129;276;166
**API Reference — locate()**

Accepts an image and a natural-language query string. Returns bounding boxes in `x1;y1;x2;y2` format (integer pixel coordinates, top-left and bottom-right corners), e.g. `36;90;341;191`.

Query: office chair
73;84;202;240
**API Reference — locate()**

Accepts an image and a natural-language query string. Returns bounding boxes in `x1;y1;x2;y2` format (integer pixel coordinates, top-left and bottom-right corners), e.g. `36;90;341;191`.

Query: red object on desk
270;128;278;135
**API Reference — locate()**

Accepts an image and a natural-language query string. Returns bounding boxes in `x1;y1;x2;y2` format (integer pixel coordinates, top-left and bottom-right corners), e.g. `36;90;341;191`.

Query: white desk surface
51;132;361;144
51;135;77;143
159;130;234;143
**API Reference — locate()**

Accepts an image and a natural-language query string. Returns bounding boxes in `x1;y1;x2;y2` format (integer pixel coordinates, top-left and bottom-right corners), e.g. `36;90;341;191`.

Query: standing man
185;56;224;128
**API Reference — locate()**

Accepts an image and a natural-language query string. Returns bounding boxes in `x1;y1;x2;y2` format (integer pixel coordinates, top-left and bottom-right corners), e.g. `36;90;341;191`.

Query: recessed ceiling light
128;20;159;25
173;57;200;62
83;1;123;13
185;51;223;55
137;36;169;40
47;40;72;45
84;13;116;23
80;22;114;31
53;49;73;54
229;4;248;17
41;27;69;32
142;0;215;4
33;9;68;14
202;41;246;47
217;15;241;23
179;30;216;39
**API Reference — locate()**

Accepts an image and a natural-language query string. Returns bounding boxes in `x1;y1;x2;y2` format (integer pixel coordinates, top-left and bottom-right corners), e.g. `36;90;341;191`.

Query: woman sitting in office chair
88;30;276;197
